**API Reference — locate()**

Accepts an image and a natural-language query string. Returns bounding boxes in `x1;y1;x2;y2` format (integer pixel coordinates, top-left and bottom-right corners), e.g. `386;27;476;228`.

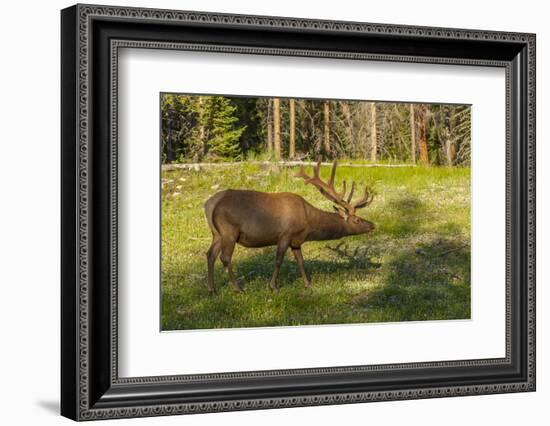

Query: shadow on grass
162;194;470;329
378;195;431;237
355;194;470;322
236;248;382;284
353;237;471;322
161;246;382;330
164;240;381;290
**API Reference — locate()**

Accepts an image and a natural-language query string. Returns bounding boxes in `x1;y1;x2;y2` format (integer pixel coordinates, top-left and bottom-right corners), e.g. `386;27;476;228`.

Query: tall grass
161;163;470;330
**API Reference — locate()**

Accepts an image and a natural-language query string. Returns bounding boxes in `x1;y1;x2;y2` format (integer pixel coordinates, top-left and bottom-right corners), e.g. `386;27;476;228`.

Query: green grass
161;162;470;330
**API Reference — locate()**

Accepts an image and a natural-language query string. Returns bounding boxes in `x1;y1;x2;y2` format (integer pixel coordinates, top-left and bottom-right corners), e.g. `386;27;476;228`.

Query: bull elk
204;161;375;293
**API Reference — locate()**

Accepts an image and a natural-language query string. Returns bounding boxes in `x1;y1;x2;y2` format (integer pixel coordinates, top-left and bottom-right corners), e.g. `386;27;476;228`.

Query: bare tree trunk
362;103;369;158
418;104;429;165
323;100;331;156
198;96;207;159
166;137;173;162
445;140;456;166
289;99;296;159
266;99;273;154
449;143;456;165
273;98;281;160
442;105;456;166
340;101;353;152
409;103;416;163
370;102;377;162
298;100;309;156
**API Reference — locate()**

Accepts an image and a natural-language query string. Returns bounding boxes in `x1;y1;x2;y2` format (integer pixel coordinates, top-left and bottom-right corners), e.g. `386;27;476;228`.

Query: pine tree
161;94;194;162
188;96;246;161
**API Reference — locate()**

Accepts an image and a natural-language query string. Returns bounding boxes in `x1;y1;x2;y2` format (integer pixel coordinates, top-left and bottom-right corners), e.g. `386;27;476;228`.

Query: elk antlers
295;160;373;217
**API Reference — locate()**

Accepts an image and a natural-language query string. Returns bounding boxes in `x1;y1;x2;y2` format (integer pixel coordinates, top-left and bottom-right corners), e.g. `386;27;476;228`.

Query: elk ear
333;205;349;220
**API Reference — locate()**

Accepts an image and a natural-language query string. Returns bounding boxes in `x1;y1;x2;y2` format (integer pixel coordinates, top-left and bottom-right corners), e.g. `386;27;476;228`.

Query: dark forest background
161;94;471;166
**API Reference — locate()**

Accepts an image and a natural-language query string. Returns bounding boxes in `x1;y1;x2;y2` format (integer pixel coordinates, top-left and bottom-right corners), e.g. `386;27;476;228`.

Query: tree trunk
418;104;429;165
362;103;369;157
289;99;296;158
166;135;174;163
299;100;308;155
323;100;331;156
409;103;416;163
443;105;455;166
273;98;281;160
198;96;208;159
266;99;273;154
445;140;456;166
370;102;377;162
340;101;353;153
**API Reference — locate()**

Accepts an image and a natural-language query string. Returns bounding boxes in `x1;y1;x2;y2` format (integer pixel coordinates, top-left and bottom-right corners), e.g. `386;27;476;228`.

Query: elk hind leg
206;238;221;294
292;247;311;288
219;238;243;293
270;240;290;292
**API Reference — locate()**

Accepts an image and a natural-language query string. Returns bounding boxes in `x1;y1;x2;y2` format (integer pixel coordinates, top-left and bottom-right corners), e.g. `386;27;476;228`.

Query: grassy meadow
161;162;471;331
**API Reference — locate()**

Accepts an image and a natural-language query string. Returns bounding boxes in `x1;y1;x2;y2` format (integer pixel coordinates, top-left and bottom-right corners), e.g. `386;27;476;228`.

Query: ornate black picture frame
61;3;536;421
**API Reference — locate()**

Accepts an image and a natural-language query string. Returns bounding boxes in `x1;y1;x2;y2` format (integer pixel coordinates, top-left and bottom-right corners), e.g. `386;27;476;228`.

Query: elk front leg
292;247;311;288
219;238;244;293
206;238;221;294
270;240;290;292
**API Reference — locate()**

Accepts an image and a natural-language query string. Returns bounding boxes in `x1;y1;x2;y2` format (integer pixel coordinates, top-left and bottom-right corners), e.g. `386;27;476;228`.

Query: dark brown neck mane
304;205;348;241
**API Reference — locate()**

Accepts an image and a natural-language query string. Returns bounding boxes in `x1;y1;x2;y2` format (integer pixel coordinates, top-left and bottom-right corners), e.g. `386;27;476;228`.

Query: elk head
295;160;375;235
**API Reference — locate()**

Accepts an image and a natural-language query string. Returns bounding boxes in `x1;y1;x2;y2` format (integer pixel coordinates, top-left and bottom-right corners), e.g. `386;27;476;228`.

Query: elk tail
204;191;225;237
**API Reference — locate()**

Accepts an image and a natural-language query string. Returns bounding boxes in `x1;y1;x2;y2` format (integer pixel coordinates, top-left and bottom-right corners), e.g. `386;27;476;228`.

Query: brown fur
204;189;374;293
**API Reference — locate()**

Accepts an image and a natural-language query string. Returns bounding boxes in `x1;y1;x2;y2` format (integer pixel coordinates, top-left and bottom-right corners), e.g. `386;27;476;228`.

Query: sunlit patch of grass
161;162;470;330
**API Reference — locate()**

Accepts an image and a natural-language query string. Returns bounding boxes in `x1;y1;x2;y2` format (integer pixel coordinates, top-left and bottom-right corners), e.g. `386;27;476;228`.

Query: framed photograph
61;4;536;421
